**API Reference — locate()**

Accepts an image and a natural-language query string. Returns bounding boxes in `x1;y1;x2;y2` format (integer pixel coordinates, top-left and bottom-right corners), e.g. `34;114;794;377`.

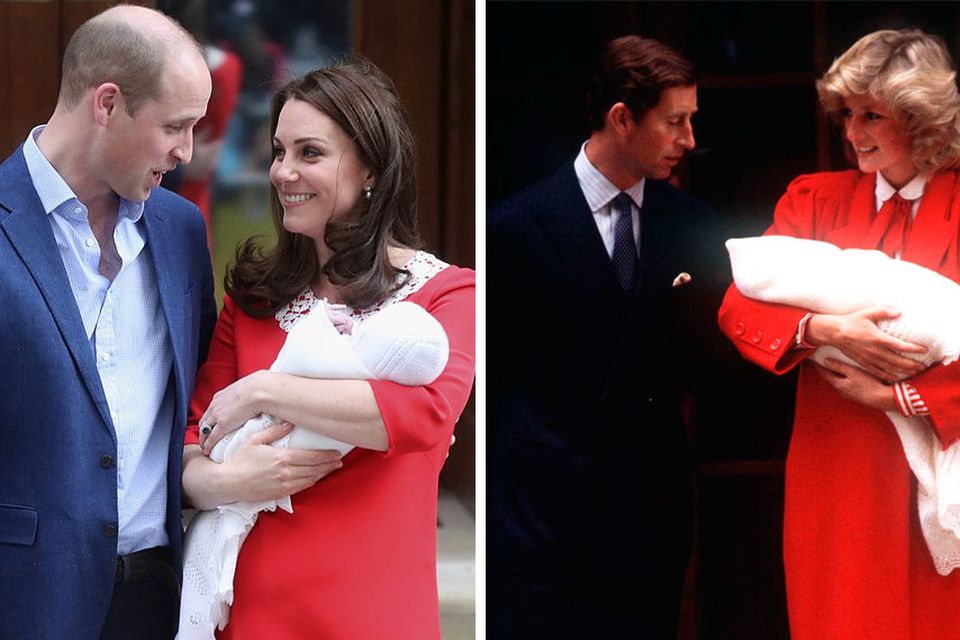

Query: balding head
58;4;204;115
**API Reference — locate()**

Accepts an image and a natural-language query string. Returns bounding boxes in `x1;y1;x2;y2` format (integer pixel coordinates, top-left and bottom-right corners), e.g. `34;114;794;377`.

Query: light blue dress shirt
23;126;175;555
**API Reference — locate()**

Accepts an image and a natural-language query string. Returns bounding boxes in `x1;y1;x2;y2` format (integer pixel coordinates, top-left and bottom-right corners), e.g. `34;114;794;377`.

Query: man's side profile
488;35;723;638
0;5;216;638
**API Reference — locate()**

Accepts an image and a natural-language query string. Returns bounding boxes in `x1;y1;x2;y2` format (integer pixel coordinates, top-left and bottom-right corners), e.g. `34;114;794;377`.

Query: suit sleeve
717;175;825;374
367;267;476;457
184;296;240;446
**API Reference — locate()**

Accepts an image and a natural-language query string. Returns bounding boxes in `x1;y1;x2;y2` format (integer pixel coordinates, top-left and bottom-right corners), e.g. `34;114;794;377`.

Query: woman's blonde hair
817;29;960;173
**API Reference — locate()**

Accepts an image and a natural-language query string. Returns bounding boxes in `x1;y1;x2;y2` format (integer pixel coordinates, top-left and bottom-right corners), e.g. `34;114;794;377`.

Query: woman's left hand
813;357;897;412
199;370;274;455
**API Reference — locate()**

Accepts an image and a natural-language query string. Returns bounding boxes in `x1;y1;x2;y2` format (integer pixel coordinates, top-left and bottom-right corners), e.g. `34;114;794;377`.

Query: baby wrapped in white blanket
178;300;449;639
726;235;960;576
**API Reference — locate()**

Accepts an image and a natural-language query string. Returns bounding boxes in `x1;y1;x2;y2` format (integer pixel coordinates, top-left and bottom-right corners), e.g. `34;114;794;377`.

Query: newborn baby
726;235;960;576
178;300;450;639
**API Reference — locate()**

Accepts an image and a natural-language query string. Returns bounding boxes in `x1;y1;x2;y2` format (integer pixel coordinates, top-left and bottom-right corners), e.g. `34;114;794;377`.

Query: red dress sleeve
717;174;837;374
184;296;240;446
368;266;476;457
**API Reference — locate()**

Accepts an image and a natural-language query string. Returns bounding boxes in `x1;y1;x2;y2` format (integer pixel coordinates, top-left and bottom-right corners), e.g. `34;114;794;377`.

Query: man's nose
678;121;695;150
173;132;194;165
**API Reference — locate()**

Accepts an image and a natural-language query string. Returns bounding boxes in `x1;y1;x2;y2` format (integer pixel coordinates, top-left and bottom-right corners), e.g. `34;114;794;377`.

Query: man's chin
118;188;151;203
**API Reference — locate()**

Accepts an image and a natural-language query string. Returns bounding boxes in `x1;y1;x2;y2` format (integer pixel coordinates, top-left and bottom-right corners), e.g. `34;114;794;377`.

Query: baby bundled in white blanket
726;235;960;576
177;300;450;639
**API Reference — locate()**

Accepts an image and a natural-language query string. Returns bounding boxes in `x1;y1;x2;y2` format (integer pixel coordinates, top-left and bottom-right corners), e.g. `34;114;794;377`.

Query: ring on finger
199;421;213;436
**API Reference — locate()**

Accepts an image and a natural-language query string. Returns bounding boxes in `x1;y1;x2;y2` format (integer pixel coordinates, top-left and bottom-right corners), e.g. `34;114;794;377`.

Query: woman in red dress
719;29;960;639
180;58;475;639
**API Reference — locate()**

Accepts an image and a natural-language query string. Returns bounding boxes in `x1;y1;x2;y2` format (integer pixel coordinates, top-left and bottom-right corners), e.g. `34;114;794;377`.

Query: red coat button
770;338;782;351
735;322;745;336
751;330;763;344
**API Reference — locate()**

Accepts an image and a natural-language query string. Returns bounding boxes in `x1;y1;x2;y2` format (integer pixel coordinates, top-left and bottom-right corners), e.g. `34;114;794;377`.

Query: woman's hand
199;370;274;455
184;422;343;509
805;308;927;383
813;357;897;412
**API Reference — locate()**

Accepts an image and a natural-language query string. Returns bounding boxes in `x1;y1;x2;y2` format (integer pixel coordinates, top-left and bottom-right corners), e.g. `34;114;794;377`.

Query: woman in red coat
719;29;960;639
179;59;475;639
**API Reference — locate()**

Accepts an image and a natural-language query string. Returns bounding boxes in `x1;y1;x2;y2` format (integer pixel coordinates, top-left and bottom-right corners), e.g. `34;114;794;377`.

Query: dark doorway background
487;2;960;638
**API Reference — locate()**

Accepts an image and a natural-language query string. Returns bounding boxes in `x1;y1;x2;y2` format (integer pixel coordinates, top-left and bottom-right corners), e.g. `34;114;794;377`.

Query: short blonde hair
817;29;960;173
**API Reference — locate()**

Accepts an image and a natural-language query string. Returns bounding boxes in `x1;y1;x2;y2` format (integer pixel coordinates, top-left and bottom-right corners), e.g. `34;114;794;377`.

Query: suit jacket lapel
536;164;623;296
0;151;114;435
142;202;187;407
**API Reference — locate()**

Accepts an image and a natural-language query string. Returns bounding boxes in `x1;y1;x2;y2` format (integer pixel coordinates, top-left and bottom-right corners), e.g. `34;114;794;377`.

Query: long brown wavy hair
226;57;422;316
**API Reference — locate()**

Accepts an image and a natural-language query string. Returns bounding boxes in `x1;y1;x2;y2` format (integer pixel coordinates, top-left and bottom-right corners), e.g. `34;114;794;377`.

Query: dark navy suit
488;161;725;638
0;147;216;639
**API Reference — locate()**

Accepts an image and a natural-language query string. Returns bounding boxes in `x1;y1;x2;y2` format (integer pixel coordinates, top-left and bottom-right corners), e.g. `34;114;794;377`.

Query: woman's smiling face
269;98;372;242
841;93;916;189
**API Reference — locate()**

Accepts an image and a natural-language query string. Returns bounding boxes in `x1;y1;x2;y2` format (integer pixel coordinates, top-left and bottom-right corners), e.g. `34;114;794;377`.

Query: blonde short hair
817;29;960;173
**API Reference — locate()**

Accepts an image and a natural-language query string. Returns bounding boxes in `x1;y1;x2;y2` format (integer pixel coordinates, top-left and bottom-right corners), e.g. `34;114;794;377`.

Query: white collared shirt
574;141;642;258
875;171;926;220
23;125;174;555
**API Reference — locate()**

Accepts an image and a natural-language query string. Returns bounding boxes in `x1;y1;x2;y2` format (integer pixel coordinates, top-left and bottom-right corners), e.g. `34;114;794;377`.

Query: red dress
719;170;960;640
185;255;475;639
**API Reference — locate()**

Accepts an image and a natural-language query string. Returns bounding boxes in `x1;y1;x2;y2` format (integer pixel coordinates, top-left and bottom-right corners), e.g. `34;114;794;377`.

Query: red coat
718;170;960;639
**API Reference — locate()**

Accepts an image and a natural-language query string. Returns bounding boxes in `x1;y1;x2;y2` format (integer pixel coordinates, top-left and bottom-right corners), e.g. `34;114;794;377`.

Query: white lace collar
275;250;449;332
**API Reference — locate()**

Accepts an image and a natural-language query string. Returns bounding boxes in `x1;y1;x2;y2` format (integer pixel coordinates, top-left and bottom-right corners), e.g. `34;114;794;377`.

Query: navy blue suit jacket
0;147;216;638
488;161;726;590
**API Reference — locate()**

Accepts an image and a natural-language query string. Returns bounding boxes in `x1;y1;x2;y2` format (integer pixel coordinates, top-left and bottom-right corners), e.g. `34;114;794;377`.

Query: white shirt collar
876;171;926;203
23;125;78;215
574;141;645;213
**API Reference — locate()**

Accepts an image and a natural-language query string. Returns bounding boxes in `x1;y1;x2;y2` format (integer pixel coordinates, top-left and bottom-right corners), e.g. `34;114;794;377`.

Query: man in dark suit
488;35;723;638
0;6;217;638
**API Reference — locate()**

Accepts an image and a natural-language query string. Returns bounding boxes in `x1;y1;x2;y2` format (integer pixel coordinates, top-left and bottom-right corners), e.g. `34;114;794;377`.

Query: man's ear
606;102;635;136
92;83;123;126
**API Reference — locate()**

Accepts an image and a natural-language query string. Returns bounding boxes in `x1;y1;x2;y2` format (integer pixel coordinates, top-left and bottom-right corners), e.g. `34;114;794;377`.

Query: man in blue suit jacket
488;36;727;638
0;6;216;638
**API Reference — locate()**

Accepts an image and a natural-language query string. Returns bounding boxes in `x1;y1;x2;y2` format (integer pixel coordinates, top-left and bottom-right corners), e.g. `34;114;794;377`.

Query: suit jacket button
751;330;763;344
104;524;117;538
100;455;114;469
735;322;745;336
770;338;782;351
